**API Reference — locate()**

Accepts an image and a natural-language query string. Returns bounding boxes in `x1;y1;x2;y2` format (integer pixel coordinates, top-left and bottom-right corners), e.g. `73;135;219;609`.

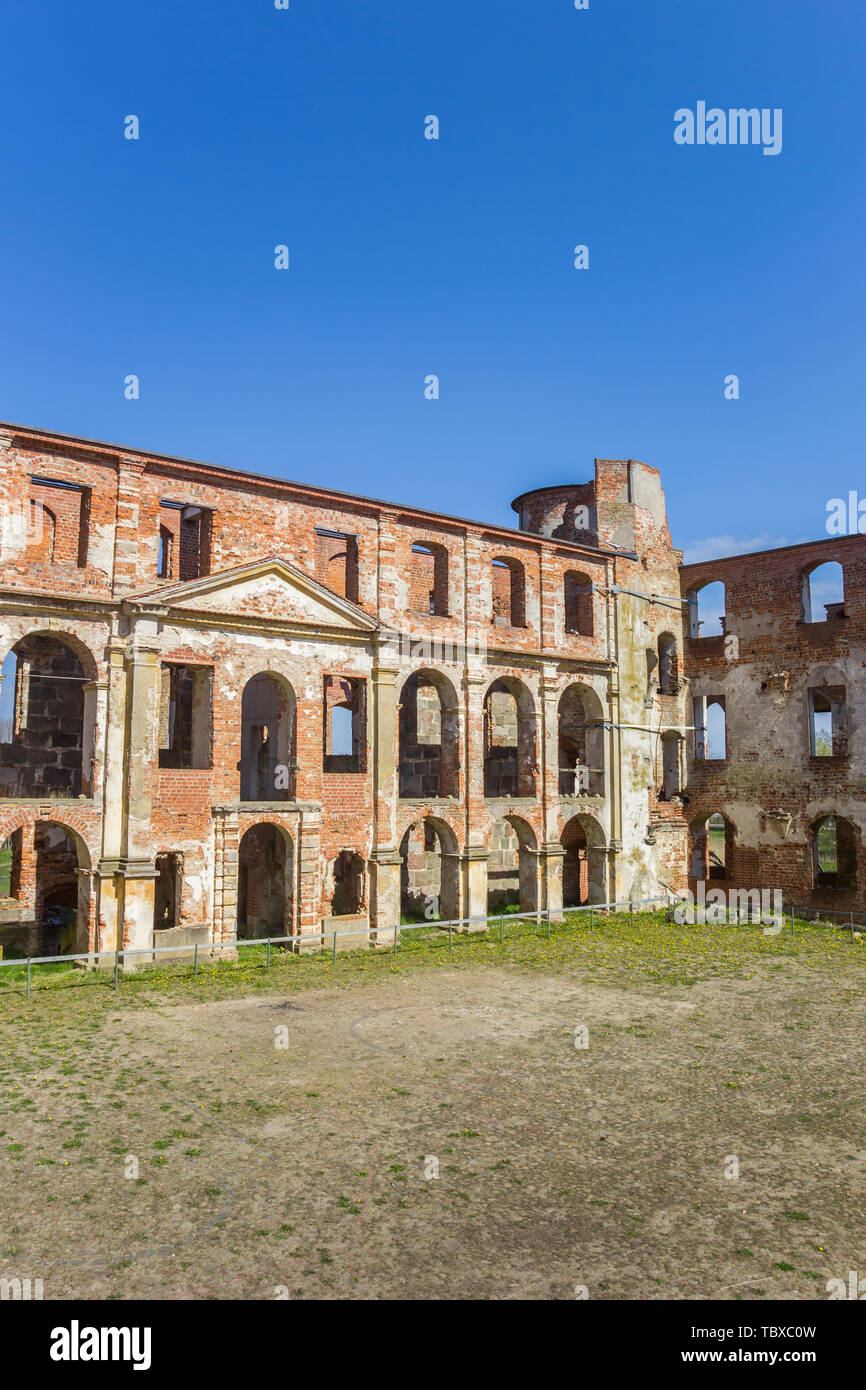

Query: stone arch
690;811;735;881
561;813;606;906
487;814;538;914
0;631;99;798
558;681;605;796
237;821;295;939
399;814;460;922
686;580;726;638
239;671;297;802
0;815;93;957
398;668;460;798
483;676;536;798
810;813;858;893
801;559;845;624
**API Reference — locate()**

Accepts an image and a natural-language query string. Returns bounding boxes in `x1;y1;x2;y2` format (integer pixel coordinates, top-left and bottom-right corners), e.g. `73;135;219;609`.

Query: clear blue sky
1;0;864;561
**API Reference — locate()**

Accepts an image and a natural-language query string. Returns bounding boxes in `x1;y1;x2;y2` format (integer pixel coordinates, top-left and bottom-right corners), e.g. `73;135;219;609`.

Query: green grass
0;907;861;1008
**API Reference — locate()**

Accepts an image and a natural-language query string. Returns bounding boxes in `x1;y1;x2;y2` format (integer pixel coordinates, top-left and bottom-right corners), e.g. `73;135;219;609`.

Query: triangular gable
129;556;379;632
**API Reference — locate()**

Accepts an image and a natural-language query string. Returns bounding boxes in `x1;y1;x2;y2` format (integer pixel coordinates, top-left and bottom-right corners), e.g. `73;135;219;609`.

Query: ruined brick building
0;420;861;957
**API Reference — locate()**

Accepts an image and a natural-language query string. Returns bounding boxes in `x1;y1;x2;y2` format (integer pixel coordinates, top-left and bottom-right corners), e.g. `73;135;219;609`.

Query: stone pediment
129;556;379;633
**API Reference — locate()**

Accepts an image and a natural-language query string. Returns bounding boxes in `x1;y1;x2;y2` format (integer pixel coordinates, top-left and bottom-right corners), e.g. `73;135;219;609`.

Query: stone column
463;669;487;846
369;641;401;937
296;806;322;941
119;608;164;957
538;666;565;919
458;846;489;929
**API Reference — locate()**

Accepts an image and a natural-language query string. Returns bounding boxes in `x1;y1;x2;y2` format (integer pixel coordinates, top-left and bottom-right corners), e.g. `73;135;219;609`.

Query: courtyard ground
1;912;864;1300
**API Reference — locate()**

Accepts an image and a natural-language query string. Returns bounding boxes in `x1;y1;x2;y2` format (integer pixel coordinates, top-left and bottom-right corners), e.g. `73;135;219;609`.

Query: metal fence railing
0;896;676;997
0;893;861;999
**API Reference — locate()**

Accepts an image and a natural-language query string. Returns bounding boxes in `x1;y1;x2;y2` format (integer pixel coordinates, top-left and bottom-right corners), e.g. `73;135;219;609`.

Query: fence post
114;946;119;991
393;925;398;956
26;958;31;999
448;925;452;958
546;907;551;941
590;905;594;932
851;911;855;944
500;914;504;947
193;943;199;982
266;938;271;972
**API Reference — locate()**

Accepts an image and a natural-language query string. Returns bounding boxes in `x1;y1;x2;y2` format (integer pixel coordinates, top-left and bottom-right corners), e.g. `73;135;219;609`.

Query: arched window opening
558;683;604;796
811;815;857;892
483;679;536;798
690;813;734;881
802;561;845;624
0;635;90;798
398;671;459;798
240;674;296;802
688;581;726;639
157;525;174;579
693;695;726;761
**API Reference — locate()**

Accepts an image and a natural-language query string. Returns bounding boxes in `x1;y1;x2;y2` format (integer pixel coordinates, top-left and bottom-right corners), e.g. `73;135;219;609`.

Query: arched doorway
690;813;735;881
561;814;606;907
487;815;538;914
237;823;294;939
399;817;460;922
239;673;296;802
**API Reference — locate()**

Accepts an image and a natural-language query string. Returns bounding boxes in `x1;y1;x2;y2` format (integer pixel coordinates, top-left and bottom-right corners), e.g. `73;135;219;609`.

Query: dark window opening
331;850;365;916
158;501;212;581
802;561;845;624
154;852;182;930
694;695;727;761
812;815;857;892
492;557;526;629
658;633;679;694
398;672;459;799
159;664;213;769
564;571;594;636
27;476;90;569
240;674;296;801
410;541;449;617
688;581;726;638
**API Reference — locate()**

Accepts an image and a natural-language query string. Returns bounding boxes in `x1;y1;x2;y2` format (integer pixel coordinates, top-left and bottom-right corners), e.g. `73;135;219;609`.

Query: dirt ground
1;919;864;1300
